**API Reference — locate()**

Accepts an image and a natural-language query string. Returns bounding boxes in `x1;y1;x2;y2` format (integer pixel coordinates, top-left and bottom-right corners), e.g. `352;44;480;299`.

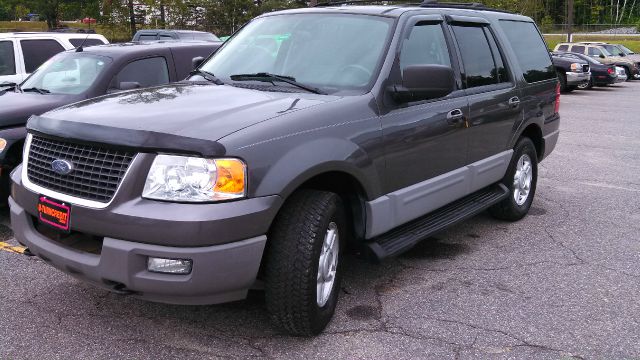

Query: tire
577;77;593;90
489;137;538;221
558;72;568;93
264;189;346;336
622;67;632;81
566;85;577;92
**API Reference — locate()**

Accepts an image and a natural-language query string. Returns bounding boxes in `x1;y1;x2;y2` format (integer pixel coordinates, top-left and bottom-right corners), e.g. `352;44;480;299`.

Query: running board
366;183;509;261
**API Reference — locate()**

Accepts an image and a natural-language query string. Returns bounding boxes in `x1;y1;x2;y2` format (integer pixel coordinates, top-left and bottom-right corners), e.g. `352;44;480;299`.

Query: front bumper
10;158;282;305
10;196;267;305
565;71;590;85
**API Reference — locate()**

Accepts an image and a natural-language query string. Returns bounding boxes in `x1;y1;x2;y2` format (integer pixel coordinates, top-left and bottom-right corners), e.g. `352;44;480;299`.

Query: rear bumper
542;129;560;160
10;196;267;305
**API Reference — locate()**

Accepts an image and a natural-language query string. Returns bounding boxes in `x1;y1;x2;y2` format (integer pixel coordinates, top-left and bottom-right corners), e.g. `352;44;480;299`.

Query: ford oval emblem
51;159;74;175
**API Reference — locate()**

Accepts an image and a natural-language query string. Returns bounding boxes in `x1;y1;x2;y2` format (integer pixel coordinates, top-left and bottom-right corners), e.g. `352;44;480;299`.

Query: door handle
508;96;521;107
446;109;465;125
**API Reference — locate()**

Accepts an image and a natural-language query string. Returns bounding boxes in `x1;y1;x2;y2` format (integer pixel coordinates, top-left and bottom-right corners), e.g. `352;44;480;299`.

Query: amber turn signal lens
214;159;246;195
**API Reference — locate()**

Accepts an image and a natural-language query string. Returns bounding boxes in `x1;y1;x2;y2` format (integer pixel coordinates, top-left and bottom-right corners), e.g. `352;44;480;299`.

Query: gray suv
10;2;560;336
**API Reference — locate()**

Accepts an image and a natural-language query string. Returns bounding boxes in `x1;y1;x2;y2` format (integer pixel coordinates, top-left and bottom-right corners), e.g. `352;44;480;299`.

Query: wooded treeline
1;0;639;37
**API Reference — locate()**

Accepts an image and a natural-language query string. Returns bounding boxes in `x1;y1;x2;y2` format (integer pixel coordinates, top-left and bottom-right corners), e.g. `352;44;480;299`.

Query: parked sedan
552;52;617;89
0;41;220;199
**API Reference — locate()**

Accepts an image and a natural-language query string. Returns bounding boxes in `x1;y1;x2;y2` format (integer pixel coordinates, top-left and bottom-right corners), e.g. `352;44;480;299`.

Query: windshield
199;14;394;94
598;46;615;56
21;52;111;95
618;45;634;55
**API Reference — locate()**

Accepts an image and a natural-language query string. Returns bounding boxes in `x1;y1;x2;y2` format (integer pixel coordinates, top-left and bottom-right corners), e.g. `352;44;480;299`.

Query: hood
31;83;339;156
0;91;73;128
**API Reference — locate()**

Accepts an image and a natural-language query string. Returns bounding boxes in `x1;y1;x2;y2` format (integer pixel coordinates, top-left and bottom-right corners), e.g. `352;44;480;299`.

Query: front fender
252;137;382;201
0;126;27;163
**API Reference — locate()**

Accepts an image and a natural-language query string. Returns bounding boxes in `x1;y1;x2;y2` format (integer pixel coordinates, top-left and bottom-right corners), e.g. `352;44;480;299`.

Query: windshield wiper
0;81;17;90
189;69;224;85
22;87;50;94
230;72;326;95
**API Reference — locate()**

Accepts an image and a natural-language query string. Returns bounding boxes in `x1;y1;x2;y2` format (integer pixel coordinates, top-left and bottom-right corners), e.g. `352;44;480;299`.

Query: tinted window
20;39;65;73
160;35;174;40
557;44;569;51
110;57;169;89
451;25;499;88
181;32;219;42
0;41;15;76
499;20;555;83
69;38;106;47
571;45;585;54
485;27;509;83
400;22;451;72
588;47;602;56
138;34;158;41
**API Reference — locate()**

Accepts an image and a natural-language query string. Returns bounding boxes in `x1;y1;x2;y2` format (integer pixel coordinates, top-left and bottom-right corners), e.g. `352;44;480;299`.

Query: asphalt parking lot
1;81;639;360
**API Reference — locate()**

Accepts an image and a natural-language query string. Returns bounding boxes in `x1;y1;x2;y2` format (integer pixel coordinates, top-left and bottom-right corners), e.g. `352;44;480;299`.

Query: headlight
143;155;246;202
0;138;6;153
570;63;581;72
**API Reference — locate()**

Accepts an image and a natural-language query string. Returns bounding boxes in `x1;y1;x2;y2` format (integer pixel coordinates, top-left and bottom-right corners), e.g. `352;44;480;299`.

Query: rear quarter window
557;44;569;51
498;20;555;83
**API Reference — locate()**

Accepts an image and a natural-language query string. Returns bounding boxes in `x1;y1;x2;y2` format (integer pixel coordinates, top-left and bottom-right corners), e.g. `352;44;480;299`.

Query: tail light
554;82;561;114
607;67;615;75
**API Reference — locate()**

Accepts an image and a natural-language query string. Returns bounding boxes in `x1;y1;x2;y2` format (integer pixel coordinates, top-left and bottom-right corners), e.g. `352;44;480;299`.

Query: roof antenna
75;33;90;52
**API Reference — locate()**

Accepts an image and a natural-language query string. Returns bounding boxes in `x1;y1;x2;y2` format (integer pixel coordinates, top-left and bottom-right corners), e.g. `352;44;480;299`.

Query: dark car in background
556;52;618;89
133;29;221;43
550;51;590;92
0;41;220;199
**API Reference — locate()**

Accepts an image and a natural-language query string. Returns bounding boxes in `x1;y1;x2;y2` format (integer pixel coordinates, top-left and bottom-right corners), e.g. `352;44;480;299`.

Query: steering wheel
336;64;372;86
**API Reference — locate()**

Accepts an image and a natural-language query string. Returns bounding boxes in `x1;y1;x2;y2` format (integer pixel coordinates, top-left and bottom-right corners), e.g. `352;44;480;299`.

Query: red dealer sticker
37;196;71;232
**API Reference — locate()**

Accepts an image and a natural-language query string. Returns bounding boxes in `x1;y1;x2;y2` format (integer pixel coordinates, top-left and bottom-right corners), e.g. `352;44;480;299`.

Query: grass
1;21;133;43
544;34;640;52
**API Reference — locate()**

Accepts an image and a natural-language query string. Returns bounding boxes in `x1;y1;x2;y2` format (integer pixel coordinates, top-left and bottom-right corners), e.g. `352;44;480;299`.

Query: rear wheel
489;137;538;221
264;189;346;336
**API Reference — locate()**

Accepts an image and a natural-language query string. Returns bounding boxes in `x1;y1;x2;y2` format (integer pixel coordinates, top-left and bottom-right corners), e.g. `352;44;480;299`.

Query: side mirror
389;64;455;103
119;81;141;90
599;54;606;59
619;52;625;57
192;56;205;70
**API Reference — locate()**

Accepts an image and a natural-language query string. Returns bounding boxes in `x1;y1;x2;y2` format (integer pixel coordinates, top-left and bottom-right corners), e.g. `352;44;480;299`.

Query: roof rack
314;0;407;7
313;0;512;13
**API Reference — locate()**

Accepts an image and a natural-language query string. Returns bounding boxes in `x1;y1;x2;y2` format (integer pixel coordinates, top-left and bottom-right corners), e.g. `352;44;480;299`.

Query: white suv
0;32;108;85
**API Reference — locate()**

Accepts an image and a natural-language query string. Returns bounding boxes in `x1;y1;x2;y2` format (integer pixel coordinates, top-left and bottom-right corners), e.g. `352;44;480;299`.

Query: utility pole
128;0;136;38
567;0;574;42
160;2;166;29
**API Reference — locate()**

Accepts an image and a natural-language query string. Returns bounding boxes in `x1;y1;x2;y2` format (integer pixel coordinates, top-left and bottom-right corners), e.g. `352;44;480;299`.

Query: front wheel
264;189;346;336
489;137;538;221
577;77;593;90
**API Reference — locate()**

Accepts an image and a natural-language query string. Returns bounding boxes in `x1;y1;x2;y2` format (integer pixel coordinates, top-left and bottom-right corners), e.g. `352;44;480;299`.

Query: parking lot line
0;241;25;255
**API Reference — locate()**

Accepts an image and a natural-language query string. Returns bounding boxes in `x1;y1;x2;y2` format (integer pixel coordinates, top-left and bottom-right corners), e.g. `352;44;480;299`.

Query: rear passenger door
448;17;521;170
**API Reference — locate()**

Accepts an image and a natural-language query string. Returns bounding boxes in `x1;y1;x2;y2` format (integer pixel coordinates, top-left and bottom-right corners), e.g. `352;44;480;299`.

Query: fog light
147;257;193;274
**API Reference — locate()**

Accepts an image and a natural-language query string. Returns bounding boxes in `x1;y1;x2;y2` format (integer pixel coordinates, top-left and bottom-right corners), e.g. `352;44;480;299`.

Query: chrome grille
26;135;135;203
